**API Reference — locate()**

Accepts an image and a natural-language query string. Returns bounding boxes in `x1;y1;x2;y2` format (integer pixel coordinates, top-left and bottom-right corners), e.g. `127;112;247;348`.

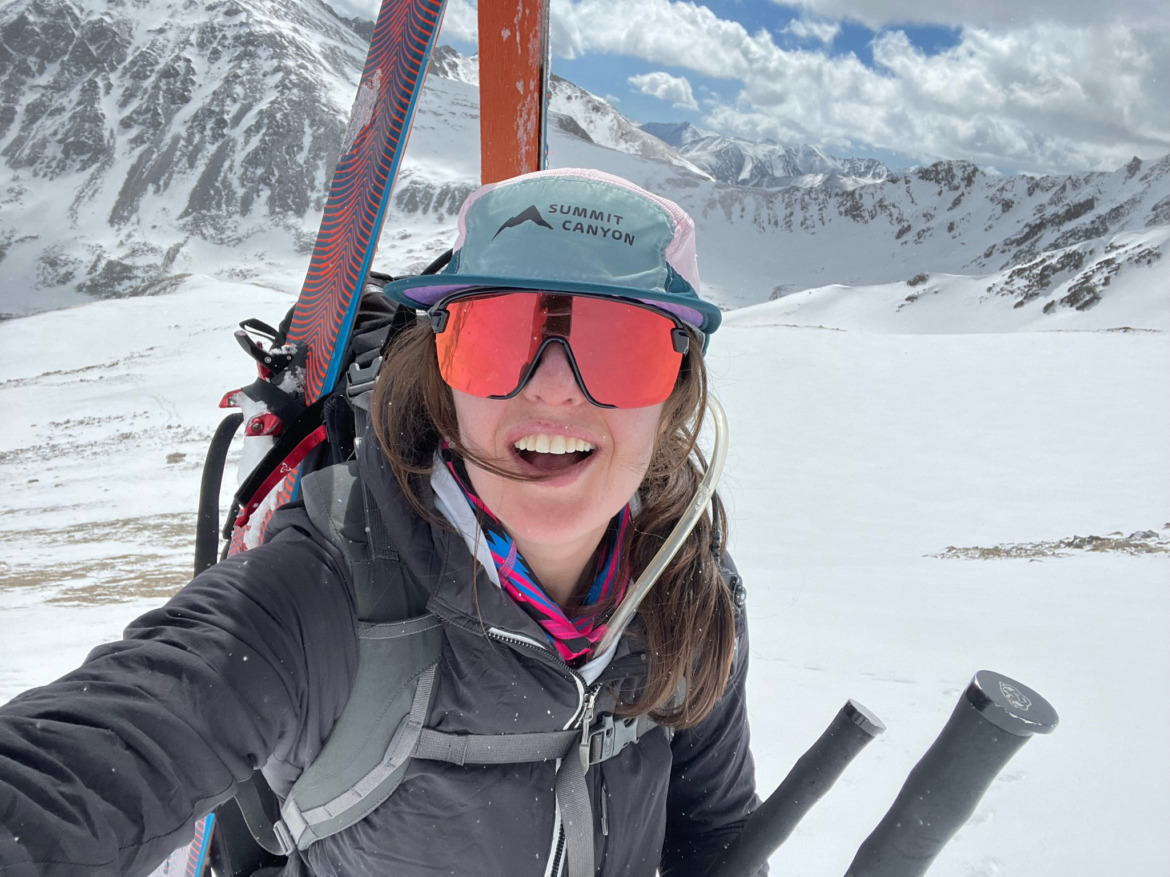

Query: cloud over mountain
549;0;1169;175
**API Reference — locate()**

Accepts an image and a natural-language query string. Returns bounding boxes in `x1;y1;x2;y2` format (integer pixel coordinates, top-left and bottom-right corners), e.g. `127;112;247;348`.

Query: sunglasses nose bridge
515;336;613;408
525;336;582;395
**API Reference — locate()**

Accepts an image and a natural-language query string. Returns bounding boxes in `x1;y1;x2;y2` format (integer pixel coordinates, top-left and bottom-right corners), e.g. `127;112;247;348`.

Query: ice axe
704;670;1058;877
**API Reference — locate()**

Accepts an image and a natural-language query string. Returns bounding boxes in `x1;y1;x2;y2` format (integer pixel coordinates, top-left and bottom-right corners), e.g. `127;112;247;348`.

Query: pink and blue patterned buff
442;446;630;665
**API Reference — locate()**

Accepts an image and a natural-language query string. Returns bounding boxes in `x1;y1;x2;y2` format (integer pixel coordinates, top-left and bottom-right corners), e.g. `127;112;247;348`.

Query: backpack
194;269;667;877
197;269;435;875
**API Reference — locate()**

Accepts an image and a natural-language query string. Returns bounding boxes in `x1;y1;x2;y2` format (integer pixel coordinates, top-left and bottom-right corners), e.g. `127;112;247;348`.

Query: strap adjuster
582;713;642;767
346;354;382;401
272;819;297;857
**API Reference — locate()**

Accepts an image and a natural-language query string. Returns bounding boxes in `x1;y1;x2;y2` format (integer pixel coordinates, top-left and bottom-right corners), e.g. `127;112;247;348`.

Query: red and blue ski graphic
231;0;448;543
148;813;214;877
288;0;448;406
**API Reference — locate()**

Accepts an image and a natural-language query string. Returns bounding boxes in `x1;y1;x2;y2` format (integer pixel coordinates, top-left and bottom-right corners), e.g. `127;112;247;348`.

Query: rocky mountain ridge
640;121;889;190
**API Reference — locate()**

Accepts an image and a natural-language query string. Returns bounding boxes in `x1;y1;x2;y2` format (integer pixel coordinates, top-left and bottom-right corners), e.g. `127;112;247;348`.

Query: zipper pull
577;685;601;773
600;781;609;837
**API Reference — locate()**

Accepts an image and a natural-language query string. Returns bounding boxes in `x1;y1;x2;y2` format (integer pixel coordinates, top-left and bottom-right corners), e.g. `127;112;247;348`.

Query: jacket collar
355;427;633;682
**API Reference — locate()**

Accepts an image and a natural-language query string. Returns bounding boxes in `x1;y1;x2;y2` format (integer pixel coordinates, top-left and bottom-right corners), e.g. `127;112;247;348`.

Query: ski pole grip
845;670;1058;877
707;699;885;877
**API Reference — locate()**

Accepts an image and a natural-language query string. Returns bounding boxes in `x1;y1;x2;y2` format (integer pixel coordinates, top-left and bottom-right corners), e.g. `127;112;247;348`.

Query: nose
521;341;586;406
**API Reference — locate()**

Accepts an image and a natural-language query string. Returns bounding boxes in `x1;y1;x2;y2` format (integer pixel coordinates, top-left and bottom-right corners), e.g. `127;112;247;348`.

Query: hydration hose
596;393;730;656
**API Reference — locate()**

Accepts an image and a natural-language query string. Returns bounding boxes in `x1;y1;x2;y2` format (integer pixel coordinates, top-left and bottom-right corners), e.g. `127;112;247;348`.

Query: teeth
514;434;596;454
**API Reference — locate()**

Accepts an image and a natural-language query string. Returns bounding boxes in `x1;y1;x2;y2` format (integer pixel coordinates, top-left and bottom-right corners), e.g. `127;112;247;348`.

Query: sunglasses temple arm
596;394;730;657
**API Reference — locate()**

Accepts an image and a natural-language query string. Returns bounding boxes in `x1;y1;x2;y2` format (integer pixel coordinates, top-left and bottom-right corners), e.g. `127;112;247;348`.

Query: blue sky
334;0;1170;175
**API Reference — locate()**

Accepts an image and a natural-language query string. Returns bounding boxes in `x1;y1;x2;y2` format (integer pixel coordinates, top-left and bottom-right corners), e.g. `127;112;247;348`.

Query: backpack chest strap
412;712;658;877
413;711;655;770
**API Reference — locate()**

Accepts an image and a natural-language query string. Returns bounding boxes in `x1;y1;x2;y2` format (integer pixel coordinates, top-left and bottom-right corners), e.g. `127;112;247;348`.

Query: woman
0;169;760;876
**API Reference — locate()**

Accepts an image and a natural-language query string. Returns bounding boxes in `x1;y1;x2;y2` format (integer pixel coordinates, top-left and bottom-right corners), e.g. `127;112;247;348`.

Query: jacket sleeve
660;560;765;877
0;507;358;877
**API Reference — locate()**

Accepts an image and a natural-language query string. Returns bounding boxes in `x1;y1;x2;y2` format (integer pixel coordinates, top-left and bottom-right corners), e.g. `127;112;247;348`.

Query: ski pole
844;670;1058;877
705;699;886;877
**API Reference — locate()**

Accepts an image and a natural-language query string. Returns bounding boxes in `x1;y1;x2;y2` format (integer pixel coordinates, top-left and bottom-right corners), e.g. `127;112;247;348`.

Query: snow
1;272;1167;874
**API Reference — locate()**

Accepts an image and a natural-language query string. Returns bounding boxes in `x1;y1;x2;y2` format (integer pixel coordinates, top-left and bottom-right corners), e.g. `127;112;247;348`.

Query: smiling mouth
513;433;596;472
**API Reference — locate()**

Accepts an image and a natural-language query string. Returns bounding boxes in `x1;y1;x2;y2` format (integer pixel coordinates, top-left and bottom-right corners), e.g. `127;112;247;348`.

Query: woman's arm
0;509;357;877
660;582;763;877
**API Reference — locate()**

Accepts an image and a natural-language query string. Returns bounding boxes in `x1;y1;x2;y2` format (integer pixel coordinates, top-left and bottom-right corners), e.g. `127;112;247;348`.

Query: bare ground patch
0;512;197;605
931;526;1170;560
0;348;161;391
0;421;210;467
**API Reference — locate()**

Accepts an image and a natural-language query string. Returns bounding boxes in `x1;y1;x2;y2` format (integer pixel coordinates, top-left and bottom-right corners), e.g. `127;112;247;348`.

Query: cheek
610;405;664;471
450;389;499;453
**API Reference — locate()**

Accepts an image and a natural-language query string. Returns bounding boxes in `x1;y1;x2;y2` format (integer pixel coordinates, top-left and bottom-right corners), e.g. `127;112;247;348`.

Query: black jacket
0;434;760;876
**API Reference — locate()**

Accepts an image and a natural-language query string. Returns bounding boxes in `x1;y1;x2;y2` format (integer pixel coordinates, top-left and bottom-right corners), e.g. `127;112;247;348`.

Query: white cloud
548;0;1170;173
628;71;700;110
551;0;770;79
437;0;478;43
778;0;1169;30
783;17;840;45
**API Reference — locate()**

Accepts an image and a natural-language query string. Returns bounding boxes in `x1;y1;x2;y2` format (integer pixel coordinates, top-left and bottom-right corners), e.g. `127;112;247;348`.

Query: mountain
0;0;368;315
547;78;710;178
0;0;1166;329
641;121;888;190
727;224;1169;333
423;48;709;177
665;152;1170;308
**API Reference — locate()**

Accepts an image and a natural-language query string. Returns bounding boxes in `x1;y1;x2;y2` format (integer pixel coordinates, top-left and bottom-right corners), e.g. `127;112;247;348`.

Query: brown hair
372;322;736;729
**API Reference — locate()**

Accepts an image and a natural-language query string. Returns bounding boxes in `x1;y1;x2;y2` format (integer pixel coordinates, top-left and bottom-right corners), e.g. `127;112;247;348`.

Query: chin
496;491;615;545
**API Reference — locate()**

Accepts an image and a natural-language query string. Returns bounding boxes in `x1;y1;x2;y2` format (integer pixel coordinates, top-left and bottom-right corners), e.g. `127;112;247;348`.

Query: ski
221;0;449;553
478;0;551;182
289;0;448;406
148;812;214;877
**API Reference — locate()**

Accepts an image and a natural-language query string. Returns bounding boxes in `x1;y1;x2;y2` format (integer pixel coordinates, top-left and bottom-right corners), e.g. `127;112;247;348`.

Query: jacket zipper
482;626;617;877
486;626;598;877
485;626;590;721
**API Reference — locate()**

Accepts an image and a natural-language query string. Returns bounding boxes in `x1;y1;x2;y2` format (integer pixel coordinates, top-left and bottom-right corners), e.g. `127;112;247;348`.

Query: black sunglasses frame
428;289;697;409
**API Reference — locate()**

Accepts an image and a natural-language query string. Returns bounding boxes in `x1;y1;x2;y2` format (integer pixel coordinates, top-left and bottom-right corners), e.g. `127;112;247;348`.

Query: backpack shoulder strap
260;461;442;852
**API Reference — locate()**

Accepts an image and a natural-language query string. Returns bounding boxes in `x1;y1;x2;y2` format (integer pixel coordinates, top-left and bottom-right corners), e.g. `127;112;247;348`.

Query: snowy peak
0;3;1166;332
427;43;478;85
641;121;889;190
415;51;705;174
545;76;710;177
728;224;1169;332
639;121;719;148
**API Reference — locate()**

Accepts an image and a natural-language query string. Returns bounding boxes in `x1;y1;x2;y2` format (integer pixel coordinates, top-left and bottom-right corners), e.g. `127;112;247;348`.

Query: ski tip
966;670;1060;737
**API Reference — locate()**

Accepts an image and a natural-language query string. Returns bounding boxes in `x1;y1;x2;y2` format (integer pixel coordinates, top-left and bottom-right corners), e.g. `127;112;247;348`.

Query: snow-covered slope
723;225;1170;333
1;277;1166;875
546;77;711;177
0;0;370;313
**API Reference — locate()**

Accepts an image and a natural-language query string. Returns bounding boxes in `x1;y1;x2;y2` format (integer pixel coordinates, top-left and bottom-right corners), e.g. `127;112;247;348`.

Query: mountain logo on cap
493;205;554;239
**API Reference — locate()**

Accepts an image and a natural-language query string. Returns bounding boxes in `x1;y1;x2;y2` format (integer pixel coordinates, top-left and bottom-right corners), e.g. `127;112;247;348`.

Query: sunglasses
429;291;695;408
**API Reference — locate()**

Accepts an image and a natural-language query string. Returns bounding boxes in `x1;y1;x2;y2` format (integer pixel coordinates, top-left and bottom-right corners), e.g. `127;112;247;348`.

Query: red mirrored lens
433;292;684;408
569;297;683;407
435;293;540;397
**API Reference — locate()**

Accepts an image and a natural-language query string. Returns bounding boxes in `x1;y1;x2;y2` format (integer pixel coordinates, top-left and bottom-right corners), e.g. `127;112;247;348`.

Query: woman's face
451;342;663;554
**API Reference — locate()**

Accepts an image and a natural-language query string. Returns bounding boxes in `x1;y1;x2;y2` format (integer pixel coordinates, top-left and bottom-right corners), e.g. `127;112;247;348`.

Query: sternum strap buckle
584;713;647;767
